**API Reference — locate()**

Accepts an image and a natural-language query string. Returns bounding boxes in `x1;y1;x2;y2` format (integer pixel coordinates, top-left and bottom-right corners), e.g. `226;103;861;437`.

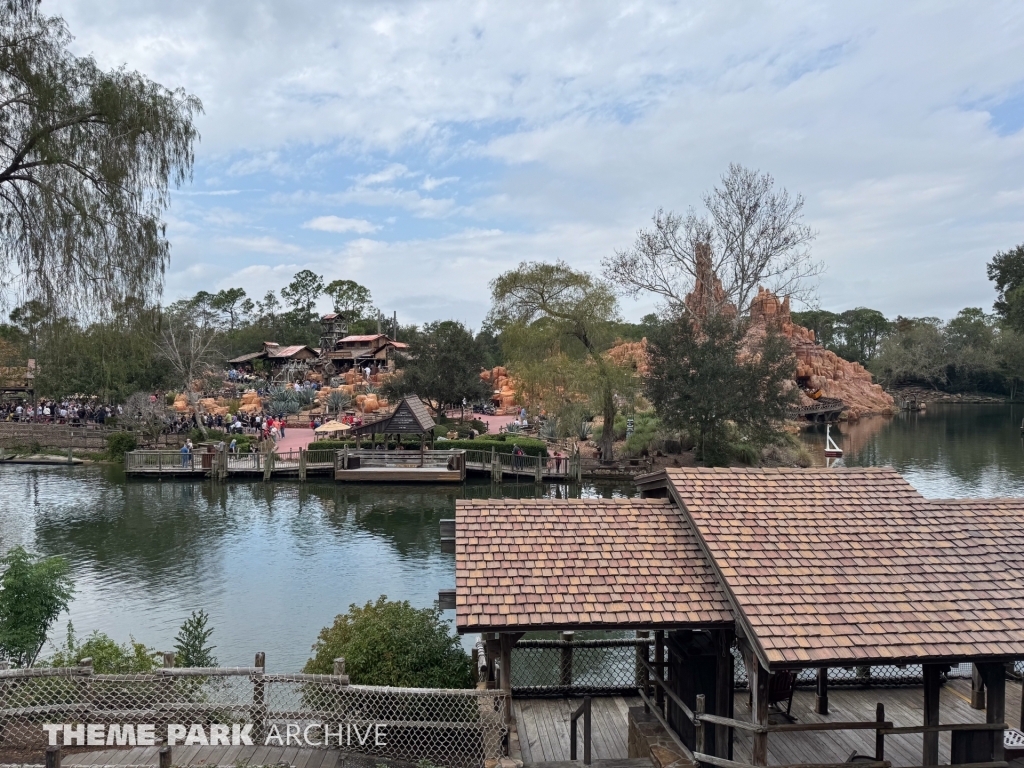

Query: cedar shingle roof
663;467;1024;667
454;498;733;632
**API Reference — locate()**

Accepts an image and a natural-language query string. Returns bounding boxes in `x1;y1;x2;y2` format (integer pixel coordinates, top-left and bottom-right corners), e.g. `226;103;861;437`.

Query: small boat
824;424;843;459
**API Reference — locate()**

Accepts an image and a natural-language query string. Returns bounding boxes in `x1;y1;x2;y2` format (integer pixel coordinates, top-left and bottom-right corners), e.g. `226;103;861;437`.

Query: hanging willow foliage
0;0;202;312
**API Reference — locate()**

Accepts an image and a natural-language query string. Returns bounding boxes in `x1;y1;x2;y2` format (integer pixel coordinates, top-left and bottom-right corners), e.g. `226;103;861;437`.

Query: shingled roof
455;498;733;632
658;467;1024;668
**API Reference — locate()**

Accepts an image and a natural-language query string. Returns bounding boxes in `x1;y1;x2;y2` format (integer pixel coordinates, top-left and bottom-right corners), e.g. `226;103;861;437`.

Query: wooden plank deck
335;467;463;482
511;679;1024;768
511;695;642;763
731;677;1018;767
63;745;367;767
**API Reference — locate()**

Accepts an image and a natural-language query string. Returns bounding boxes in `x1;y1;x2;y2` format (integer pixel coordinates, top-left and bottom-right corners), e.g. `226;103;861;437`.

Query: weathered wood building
454;468;1024;768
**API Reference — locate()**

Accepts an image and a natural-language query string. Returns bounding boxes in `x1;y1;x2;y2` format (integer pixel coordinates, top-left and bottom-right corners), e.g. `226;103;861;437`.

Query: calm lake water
0;403;1020;672
799;403;1024;497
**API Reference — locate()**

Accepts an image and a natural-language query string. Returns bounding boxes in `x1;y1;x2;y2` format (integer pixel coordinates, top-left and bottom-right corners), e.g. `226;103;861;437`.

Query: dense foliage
49;623;159;673
646;313;796;465
304;596;473;688
174;609;217;667
0;547;74;667
384;320;489;417
0;1;200;312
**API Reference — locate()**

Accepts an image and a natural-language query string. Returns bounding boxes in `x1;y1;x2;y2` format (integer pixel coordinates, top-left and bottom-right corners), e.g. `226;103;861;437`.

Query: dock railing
463;448;581;481
335;449;465;471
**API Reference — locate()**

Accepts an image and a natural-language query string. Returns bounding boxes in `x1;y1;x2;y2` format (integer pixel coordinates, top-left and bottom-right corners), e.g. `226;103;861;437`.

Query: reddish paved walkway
273;425;315;453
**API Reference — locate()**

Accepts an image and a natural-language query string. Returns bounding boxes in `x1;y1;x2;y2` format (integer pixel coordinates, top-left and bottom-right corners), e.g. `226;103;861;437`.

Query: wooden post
972;663;986;709
923;663;941;766
263;451;274;481
499;633;513;726
982;662;1006;762
333;657;346;676
654;630;665;711
637;631;650;713
253;651;267;742
299;449;306;481
560;631;574;688
158;746;172;768
816;667;829;714
750;659;770;766
45;745;61;768
715;628;735;759
535;453;542;482
695;693;706;756
163;651;175;668
875;703;885;762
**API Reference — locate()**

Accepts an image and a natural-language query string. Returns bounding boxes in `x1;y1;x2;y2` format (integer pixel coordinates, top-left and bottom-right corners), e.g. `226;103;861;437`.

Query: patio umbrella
315;420;351;434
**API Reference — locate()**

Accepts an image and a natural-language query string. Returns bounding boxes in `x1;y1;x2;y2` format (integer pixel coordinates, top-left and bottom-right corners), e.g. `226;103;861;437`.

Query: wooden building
227;342;318;381
322;333;408;373
454;468;1024;768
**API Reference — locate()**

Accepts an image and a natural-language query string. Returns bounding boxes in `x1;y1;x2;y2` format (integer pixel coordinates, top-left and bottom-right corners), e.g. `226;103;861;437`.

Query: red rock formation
684;242;737;320
743;287;894;419
605;338;651;376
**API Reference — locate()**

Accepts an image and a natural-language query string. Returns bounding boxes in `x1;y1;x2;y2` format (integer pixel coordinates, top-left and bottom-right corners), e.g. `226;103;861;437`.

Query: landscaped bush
48;623;159;673
312;435;549;457
304;596;473;688
106;432;137;460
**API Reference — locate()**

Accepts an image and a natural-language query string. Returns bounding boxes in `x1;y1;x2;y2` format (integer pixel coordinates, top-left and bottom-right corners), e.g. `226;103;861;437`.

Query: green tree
49;622;158;673
489;261;623;459
210;288;248;331
646;313;795;465
870;318;948;389
995;328;1024;401
173;610;217;668
324;280;371;321
304;596;473;688
385;320;488;420
281;270;325;325
791;309;839;348
835;307;891;363
0;546;74;667
988;244;1024;331
0;1;201;311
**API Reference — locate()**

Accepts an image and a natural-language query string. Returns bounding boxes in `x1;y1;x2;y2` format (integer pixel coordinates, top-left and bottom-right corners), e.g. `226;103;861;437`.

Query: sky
48;0;1024;328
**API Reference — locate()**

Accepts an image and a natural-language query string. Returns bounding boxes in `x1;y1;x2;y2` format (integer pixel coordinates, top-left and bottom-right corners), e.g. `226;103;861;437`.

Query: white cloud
47;0;1024;323
302;216;380;234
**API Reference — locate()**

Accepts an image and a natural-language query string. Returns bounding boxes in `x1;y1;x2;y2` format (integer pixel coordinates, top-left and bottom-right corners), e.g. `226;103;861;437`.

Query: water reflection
0;465;634;672
800;404;1024;497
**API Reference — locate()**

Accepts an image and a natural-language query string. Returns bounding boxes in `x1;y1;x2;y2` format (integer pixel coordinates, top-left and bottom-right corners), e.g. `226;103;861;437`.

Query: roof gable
663;467;1024;667
455;498;733;631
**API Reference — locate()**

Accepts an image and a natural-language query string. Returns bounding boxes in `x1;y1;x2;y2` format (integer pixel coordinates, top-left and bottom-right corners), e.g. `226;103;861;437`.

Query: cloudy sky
49;0;1024;327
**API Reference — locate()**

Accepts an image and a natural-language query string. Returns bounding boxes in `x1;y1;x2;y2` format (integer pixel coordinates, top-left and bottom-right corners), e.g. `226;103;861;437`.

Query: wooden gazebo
454;467;1024;768
349;394;437;462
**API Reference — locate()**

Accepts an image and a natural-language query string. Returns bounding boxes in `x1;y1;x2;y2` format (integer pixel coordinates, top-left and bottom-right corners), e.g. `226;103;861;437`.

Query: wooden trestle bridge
124;446;582;483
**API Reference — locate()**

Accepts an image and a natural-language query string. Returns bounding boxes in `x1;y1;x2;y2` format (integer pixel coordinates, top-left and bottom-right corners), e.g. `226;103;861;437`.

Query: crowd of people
0;398;119;424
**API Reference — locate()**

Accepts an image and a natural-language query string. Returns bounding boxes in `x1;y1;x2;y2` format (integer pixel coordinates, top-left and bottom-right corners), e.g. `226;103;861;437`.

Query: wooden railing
336;448;464;470
463;447;581;481
125;450;206;472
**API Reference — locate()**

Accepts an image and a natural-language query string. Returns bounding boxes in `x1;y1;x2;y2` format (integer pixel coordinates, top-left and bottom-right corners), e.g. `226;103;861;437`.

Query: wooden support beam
716;628;736;759
499;633;513;727
982;662;1006;762
816;667;829;715
922;663;941;766
875;703;885;762
972;664;986;710
655;630;665;711
751;659;770;766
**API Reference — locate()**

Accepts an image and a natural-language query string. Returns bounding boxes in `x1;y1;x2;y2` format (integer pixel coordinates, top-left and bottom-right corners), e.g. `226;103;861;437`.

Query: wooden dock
509;678;1024;768
512;695;641;763
463;448;581;482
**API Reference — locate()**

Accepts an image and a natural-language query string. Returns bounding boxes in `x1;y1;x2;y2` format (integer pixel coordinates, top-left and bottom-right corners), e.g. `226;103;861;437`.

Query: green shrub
106;432;137;460
730;442;760;466
165;392;177;406
174;610;217;667
304;596;473;688
441;437;548;457
48;622;158;673
0;547;74;667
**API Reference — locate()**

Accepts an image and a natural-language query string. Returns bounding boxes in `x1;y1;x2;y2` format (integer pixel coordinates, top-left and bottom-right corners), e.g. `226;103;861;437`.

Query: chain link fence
512;637;1023;696
0;666;506;768
511;638;649;696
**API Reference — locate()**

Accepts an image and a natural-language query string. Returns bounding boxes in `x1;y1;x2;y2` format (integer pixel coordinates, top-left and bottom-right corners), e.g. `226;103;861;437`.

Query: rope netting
0;667;507;768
